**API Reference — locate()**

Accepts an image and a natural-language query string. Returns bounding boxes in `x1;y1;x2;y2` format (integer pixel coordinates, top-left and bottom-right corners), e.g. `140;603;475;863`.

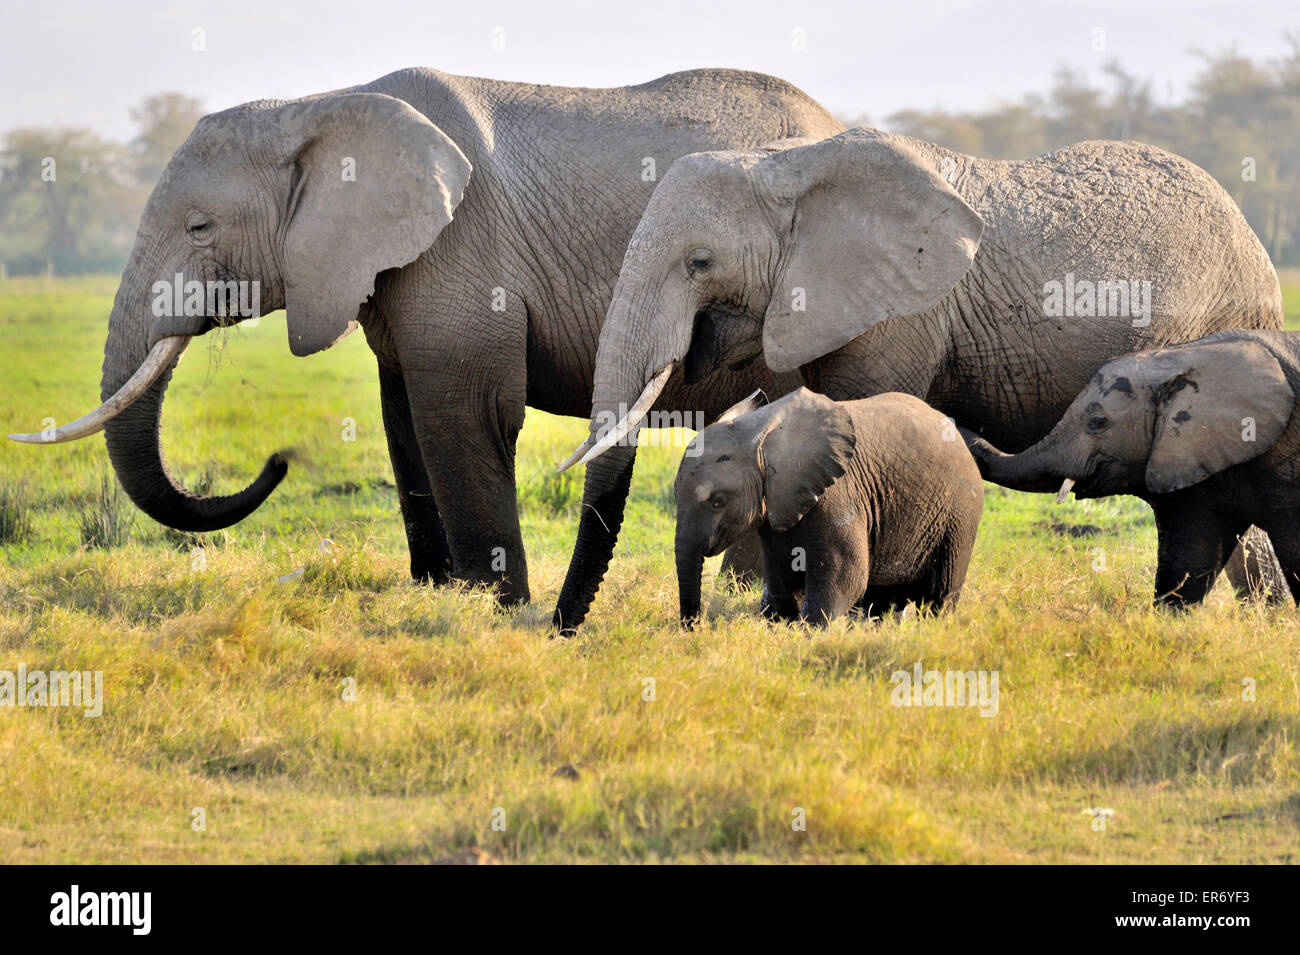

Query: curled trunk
553;275;679;632
99;254;287;532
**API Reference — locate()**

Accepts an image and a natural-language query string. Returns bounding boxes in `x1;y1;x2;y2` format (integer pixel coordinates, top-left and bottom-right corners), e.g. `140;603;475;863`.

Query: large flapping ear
756;387;857;532
274;93;471;356
1144;339;1295;494
757;129;983;372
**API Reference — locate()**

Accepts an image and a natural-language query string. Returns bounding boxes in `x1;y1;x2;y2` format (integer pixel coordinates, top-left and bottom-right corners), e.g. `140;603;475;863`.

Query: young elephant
674;388;984;626
964;330;1300;608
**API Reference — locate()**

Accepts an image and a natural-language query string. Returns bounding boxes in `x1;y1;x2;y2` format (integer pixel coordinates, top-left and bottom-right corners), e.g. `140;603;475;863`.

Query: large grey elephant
558;127;1283;626
10;68;840;606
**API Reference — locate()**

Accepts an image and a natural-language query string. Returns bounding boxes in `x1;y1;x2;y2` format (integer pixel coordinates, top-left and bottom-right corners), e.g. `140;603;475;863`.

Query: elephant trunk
552;445;636;634
963;427;1069;495
552;265;690;632
676;536;706;630
97;251;287;532
558;259;686;472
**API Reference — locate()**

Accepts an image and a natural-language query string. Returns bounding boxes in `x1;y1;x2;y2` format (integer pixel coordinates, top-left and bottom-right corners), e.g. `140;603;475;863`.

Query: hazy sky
3;0;1295;138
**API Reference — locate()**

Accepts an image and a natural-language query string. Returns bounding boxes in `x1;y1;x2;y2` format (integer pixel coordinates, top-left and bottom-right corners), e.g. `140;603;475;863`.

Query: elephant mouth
1063;461;1119;500
683;304;763;386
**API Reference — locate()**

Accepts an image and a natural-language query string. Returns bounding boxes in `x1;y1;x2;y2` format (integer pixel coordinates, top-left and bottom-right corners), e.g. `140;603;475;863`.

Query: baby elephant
964;330;1300;608
674;388;984;626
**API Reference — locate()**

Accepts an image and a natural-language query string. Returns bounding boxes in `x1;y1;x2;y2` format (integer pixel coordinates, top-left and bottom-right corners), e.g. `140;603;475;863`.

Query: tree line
0;93;203;276
3;39;1300;276
864;38;1300;265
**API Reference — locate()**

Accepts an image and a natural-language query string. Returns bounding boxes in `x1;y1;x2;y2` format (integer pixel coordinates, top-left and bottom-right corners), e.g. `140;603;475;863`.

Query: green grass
1280;267;1300;329
1;274;1298;863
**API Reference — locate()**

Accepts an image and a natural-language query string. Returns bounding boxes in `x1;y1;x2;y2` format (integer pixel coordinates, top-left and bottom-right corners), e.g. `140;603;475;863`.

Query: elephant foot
1224;527;1292;604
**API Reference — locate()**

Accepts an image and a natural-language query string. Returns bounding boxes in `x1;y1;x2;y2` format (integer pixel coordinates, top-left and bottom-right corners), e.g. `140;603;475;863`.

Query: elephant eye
186;214;215;244
1087;415;1110;433
710;492;727;510
686;249;713;276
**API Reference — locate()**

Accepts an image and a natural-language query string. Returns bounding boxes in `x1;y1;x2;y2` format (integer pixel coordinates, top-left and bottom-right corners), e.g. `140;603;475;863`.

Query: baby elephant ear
714;389;768;425
1145;339;1295;494
759;388;856;532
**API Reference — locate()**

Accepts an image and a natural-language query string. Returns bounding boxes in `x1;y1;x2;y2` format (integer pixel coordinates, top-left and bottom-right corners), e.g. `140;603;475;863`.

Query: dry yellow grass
1;277;1297;863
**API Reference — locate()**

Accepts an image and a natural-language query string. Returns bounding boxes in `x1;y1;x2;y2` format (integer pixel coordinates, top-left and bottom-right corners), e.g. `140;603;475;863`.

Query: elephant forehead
648;160;755;220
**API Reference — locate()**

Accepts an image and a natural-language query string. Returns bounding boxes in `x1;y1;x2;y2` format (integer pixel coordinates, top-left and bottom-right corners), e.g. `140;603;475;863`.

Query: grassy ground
0;274;1297;864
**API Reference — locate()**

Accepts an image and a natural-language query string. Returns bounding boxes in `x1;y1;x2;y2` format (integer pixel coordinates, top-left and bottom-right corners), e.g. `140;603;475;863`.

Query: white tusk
1056;477;1076;504
558;363;675;473
557;434;596;474
8;336;190;444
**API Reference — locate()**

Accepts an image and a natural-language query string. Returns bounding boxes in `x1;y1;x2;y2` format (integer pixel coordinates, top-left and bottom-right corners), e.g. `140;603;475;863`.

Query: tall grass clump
77;475;136;549
0;483;34;544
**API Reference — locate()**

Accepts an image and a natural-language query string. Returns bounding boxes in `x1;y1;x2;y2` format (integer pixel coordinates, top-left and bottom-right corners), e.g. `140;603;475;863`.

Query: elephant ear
714;389;768;425
1145;339;1295;494
757;129;983;373
275;93;471;356
757;388;857;532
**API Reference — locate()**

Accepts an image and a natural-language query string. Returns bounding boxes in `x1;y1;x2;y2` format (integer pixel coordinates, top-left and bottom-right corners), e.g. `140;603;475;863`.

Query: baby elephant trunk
961;428;1066;495
675;531;706;629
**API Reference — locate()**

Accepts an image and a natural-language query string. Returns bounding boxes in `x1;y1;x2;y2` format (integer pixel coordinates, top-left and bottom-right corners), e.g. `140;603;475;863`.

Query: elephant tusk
8;336;190;444
559;363;675;472
1056;477;1076;503
557;434;596;474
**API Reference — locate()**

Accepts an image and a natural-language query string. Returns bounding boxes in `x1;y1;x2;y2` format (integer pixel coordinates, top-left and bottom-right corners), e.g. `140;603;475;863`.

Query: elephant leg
801;543;870;626
1257;520;1300;606
1223;526;1292;604
1152;504;1240;609
858;583;912;618
917;527;976;613
378;366;452;584
760;537;803;623
403;320;530;607
719;530;765;590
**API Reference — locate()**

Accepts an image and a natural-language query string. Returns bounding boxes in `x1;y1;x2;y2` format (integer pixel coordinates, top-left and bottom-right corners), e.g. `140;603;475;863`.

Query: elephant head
9;93;471;532
965;337;1296;500
560;127;982;471
674;387;855;625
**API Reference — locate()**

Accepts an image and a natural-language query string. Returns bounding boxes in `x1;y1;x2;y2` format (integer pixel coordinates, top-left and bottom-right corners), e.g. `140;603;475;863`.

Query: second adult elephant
9;68;839;606
558;127;1283;626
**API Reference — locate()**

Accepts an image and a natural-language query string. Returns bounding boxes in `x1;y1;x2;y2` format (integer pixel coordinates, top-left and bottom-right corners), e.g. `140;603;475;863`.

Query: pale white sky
2;0;1295;138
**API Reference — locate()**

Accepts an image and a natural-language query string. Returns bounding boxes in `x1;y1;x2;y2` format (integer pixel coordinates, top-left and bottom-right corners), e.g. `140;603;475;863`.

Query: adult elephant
558;128;1283;626
10;68;839;606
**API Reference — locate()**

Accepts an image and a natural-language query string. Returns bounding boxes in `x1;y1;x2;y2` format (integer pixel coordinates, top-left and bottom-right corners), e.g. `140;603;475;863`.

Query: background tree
0;93;201;276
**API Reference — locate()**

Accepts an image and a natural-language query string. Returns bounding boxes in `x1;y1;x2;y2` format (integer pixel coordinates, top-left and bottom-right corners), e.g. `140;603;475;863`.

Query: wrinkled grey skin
675;388;983;626
965;330;1300;608
567;127;1283;624
62;68;839;607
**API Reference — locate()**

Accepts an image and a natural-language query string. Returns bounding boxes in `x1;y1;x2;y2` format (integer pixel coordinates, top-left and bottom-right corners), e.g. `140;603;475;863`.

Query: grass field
1;273;1298;864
